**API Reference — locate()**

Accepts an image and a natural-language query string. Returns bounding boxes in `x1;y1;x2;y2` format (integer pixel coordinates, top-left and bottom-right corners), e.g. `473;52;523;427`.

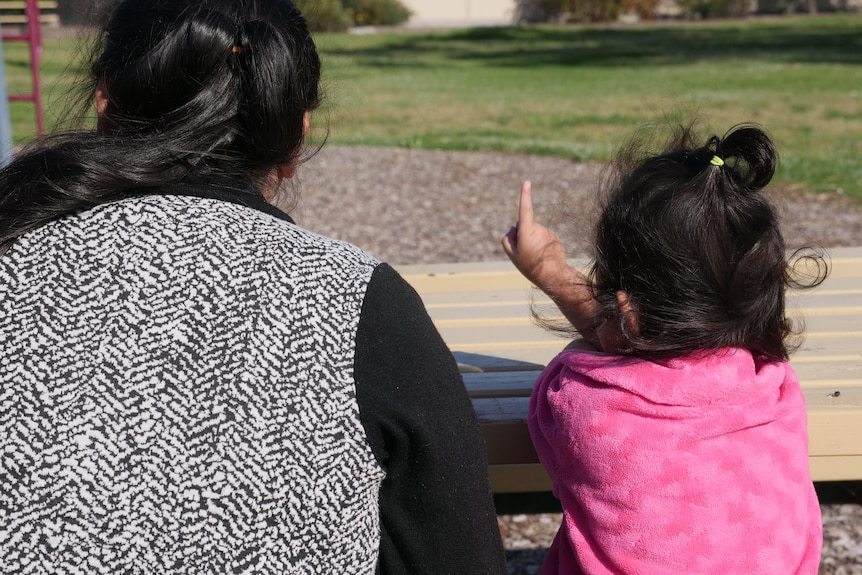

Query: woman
0;1;506;573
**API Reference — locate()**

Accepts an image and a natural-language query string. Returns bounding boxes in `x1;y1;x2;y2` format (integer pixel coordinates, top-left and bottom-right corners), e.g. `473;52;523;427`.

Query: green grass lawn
4;14;862;196
2;34;89;140
315;14;862;197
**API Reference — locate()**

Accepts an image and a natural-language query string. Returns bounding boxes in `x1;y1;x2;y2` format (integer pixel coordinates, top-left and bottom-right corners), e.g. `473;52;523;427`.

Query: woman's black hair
0;0;321;253
587;123;827;361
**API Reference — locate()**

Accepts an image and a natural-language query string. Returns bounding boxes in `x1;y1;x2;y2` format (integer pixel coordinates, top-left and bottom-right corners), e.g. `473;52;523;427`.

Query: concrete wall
399;0;860;25
400;0;516;26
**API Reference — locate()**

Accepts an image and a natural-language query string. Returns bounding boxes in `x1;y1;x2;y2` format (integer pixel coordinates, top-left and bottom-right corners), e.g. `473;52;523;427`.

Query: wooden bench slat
487;457;862;492
487;456;862;492
792;367;862;386
403;272;532;294
453;343;861;377
423;298;862;321
435;319;861;348
466;370;862;401
404;247;862;290
464;372;538;399
808;455;862;482
454;350;542;370
488;464;552;493
454;348;861;375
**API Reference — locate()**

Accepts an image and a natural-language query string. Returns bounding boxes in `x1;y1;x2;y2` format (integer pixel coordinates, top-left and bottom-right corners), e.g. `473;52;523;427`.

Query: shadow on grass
323;15;862;69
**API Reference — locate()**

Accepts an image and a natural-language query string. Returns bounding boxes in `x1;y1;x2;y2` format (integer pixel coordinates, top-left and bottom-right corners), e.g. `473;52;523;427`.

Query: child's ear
615;291;639;337
95;85;109;115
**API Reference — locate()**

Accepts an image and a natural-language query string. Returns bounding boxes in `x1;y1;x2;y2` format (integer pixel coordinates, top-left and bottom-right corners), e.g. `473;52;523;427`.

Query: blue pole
0;22;14;167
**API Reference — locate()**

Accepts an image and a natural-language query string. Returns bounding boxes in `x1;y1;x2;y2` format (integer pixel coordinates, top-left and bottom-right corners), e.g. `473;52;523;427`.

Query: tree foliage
517;0;660;22
295;0;412;31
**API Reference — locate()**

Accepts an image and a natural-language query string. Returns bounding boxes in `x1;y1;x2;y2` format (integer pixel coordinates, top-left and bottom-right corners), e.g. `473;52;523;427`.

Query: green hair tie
710;155;724;167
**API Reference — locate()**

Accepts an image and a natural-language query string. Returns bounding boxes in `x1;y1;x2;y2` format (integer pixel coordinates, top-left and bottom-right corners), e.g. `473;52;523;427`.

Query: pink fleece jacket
529;347;822;575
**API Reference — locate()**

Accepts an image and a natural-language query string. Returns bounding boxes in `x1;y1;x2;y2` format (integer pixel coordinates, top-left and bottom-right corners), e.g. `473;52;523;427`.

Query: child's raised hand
501;181;570;290
502;181;603;348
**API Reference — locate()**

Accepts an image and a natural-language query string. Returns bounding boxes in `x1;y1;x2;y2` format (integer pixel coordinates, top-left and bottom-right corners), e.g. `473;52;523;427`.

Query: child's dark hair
590;123;827;361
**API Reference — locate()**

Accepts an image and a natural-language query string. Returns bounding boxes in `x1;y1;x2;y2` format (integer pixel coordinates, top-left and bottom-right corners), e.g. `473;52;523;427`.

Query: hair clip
231;45;244;54
710;155;725;167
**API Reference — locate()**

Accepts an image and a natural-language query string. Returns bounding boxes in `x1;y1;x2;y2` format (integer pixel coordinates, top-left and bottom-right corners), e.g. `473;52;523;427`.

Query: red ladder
2;0;44;135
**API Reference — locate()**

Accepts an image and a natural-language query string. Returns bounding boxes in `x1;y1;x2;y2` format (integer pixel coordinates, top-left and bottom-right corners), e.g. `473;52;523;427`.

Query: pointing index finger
519;181;534;226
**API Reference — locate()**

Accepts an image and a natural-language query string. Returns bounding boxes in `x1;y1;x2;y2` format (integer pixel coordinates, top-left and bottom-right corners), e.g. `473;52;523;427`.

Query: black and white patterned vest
0;193;386;574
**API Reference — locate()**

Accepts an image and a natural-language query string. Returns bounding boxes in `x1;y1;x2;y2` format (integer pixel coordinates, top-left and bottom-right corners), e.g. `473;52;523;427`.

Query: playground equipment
1;0;55;135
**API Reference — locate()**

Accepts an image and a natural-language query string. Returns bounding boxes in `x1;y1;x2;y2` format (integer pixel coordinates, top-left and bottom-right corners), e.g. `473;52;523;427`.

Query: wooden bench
399;246;862;494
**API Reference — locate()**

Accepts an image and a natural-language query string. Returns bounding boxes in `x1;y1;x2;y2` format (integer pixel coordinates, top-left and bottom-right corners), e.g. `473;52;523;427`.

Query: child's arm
501;181;602;349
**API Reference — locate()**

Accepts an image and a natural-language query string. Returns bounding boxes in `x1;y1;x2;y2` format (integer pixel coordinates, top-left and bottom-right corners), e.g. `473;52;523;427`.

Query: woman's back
1;188;388;572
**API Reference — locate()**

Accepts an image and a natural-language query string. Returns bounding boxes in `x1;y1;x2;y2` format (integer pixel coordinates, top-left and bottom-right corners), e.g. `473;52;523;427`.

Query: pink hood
529;347;822;575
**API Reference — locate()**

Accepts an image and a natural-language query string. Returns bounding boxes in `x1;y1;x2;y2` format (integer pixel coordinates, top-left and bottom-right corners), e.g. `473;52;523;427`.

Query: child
502;124;824;574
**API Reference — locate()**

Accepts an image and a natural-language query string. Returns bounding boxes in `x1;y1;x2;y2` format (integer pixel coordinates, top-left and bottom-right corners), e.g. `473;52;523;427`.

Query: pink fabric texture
529;347;822;575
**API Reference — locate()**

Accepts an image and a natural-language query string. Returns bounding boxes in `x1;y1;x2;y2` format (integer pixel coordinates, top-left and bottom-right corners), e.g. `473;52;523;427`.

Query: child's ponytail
712;126;778;191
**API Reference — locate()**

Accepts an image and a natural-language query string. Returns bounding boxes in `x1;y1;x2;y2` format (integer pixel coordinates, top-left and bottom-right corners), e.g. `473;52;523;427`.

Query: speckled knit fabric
529;347;823;575
0;194;385;574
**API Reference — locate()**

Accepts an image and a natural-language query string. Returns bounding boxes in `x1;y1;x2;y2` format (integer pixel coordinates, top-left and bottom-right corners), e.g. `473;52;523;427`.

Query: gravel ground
295;145;862;574
293;145;862;266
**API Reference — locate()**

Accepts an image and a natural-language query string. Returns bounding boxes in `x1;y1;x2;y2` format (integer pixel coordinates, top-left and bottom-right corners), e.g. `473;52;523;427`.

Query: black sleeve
354;263;507;575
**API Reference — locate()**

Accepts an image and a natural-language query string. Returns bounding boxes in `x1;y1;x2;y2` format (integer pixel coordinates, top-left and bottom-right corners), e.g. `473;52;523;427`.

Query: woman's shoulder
125;192;380;269
9;191;382;298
